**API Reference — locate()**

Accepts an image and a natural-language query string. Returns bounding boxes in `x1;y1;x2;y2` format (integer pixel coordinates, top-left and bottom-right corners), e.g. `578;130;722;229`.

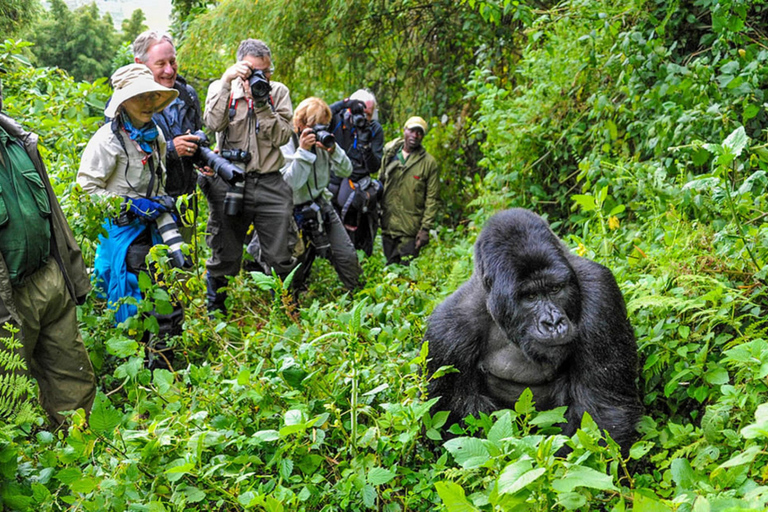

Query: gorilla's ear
474;238;491;290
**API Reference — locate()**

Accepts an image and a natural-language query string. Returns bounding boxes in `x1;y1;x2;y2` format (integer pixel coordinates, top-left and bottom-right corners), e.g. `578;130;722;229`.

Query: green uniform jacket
380;137;440;239
0;113;91;324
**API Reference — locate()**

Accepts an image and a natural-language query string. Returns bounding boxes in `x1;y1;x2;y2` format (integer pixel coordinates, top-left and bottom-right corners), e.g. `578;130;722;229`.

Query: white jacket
77;122;168;198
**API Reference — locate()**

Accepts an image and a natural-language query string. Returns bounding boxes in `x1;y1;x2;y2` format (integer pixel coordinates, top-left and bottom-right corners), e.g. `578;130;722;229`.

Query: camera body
295;202;331;258
219;148;251;163
190;130;248;215
348;100;369;130
311;124;336;148
248;69;272;102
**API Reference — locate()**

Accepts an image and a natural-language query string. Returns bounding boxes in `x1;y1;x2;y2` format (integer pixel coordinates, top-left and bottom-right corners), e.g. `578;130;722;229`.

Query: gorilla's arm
426;276;498;425
561;256;643;450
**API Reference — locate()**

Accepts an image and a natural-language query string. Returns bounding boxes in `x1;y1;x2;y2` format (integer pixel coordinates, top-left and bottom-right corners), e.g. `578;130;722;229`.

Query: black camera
295;202;331;258
348;100;369;130
190;130;245;187
248;69;272;102
220;148;251;163
311;124;335;148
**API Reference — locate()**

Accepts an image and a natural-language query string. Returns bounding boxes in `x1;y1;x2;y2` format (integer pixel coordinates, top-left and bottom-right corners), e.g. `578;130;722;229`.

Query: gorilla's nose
541;312;566;334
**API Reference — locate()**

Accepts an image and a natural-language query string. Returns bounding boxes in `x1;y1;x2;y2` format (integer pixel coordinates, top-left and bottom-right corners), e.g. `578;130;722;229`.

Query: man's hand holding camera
221;60;253;87
173;133;201;159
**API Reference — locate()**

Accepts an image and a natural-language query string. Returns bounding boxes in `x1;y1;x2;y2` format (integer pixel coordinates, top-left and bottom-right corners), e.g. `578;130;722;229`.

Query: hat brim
105;80;178;118
404;124;426;133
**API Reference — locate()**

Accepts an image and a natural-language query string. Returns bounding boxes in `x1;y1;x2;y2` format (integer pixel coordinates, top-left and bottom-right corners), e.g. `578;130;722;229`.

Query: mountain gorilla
425;208;642;452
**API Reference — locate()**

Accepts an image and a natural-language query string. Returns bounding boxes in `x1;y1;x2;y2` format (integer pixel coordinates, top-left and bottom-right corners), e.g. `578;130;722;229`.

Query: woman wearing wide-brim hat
77;63;184;371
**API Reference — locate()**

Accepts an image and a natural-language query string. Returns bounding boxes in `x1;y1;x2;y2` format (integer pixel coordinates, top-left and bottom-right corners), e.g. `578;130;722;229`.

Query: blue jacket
151;75;203;197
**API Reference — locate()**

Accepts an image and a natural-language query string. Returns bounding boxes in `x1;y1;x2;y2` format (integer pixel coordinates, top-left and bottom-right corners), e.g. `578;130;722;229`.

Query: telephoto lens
156;212;190;268
190;130;245;186
224;181;245;216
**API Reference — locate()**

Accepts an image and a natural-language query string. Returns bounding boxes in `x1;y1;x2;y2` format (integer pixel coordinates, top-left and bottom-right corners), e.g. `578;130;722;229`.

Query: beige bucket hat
105;63;178;119
403;116;428;133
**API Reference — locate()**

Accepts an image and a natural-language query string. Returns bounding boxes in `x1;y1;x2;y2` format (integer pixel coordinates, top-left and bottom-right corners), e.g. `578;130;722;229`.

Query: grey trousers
200;171;295;279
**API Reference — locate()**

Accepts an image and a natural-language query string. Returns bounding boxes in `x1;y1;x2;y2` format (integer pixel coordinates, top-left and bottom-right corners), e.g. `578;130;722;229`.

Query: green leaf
284;409;305;426
722;126;748;158
89;394;121;436
629;441;654;459
54;467;83;484
557;491;587;510
164;461;194;482
487;411;515;443
670;458;696;488
514;388;535;415
279;458;294;480
368;466;396;486
703;367;729;385
105;337;139;358
572;194;596;212
69;476;99;493
253;430;280;443
530;407;567;427
153;369;175;394
632;491;673;511
434;481;480;512
444;437;490;469
741;403;768;439
362;484;377;508
552;465;616;493
498;459;546;495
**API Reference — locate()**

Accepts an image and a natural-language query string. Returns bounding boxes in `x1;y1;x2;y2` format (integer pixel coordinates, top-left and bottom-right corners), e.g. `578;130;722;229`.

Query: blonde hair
293;97;332;131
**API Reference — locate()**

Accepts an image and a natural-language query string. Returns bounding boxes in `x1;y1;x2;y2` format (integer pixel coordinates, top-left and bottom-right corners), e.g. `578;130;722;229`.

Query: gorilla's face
477;215;582;367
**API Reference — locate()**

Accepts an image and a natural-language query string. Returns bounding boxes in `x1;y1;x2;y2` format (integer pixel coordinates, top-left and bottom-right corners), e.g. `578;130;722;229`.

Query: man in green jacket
0;71;95;424
379;116;440;265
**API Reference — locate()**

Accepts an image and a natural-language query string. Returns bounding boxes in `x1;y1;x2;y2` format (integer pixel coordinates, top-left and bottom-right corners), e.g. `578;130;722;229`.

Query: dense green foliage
2;0;768;510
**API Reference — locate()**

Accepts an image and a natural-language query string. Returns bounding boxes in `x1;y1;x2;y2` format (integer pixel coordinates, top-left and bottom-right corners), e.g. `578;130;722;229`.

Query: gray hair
132;30;175;63
350;89;377;108
237;39;272;61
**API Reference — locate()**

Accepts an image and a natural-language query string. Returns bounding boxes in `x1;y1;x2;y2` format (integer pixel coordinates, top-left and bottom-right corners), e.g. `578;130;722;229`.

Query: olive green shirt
0;126;51;286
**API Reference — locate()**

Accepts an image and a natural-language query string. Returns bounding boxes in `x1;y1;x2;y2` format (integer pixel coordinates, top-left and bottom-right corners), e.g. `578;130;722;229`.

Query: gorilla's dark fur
425;208;642;451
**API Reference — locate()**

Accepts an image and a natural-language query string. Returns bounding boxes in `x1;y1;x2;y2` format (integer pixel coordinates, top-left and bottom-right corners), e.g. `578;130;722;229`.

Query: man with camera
132;31;203;203
202;39;294;314
0;67;95;424
281;97;361;292
328;90;384;256
379;116;440;265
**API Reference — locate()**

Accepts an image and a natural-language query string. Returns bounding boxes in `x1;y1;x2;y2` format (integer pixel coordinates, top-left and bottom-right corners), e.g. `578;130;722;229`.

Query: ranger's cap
403;116;428;133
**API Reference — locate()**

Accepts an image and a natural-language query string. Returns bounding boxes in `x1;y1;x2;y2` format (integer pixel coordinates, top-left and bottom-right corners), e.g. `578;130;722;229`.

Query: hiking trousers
4;258;95;424
201;171;295;279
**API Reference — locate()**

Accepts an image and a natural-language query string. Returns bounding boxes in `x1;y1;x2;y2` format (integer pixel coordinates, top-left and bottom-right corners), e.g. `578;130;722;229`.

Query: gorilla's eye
524;291;538;301
550;284;563;294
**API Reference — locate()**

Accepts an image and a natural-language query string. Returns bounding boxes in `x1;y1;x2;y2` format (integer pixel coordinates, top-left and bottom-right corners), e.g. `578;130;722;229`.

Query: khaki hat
105;63;178;119
403;116;428;133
